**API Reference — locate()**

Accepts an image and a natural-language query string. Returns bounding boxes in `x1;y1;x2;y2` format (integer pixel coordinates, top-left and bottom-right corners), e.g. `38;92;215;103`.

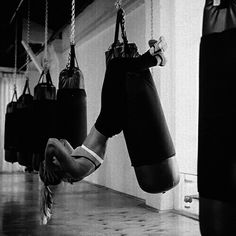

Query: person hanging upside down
40;36;179;200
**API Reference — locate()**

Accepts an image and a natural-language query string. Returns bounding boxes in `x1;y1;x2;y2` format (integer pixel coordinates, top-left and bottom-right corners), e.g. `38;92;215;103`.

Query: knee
47;138;59;148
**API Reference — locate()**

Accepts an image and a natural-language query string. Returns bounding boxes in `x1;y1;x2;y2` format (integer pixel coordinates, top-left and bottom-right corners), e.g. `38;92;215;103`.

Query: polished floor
0;172;201;236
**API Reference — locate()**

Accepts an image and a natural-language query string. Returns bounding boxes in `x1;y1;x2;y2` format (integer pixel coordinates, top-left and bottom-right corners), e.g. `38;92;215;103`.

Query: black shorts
95;51;175;167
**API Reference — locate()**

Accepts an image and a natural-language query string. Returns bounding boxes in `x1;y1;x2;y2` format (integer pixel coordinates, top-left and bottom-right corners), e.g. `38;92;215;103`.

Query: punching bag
198;0;236;202
16;78;34;168
56;44;87;148
4;89;18;163
32;69;56;171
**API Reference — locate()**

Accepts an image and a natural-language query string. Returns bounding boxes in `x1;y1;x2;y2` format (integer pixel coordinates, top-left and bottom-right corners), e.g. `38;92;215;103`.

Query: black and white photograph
0;0;235;235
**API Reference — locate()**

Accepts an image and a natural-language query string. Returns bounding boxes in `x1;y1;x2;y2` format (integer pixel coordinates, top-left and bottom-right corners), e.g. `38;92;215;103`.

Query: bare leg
82;126;108;159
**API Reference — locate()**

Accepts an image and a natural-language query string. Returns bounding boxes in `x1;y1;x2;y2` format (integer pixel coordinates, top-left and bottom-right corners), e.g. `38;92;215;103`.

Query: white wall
173;0;205;213
174;0;205;176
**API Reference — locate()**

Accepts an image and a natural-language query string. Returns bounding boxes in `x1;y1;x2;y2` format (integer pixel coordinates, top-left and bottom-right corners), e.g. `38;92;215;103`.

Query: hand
39;160;63;186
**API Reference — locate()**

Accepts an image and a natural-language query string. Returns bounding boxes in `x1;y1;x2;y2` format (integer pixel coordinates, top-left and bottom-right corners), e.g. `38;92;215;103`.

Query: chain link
71;0;75;45
67;0;76;68
44;0;48;70
26;0;30;75
150;0;154;74
150;0;154;39
14;18;18;87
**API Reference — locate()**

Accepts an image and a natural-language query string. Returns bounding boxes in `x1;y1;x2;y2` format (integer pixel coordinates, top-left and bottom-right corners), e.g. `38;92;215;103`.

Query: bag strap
113;8;122;46
46;71;53;85
68;44;79;71
119;8;130;56
22;78;31;95
37;69;53;86
112;8;130;55
11;85;18;102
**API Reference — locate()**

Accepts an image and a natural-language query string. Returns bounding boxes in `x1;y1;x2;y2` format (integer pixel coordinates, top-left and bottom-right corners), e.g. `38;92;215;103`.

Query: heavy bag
4;90;18;163
56;44;87;148
16;79;34;167
198;1;236;202
105;7;139;65
32;69;56;170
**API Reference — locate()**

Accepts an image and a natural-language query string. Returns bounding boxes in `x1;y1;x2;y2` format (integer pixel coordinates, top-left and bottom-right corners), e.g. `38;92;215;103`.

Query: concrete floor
0;172;201;236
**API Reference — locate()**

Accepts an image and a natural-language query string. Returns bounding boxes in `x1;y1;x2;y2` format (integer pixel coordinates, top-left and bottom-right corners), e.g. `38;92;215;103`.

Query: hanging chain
67;0;76;69
71;0;75;45
150;0;154;74
14;17;18;93
44;0;49;71
25;0;30;76
115;0;128;47
150;0;154;39
120;9;128;46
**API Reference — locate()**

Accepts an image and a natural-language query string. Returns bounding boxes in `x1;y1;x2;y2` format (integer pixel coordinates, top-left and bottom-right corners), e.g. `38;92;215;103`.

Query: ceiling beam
10;0;25;24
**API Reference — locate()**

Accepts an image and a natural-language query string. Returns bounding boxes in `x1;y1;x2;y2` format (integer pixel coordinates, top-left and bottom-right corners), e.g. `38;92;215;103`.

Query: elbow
45;138;61;157
46;138;59;149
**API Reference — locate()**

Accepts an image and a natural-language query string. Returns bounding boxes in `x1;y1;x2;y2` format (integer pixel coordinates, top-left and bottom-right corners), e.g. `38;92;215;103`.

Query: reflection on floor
0;173;201;236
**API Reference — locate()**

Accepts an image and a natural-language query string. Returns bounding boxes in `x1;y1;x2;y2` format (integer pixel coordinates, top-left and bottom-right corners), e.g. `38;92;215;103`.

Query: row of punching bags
4;45;87;171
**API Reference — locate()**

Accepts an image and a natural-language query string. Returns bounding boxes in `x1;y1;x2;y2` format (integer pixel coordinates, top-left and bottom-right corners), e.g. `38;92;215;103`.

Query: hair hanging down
39;160;80;224
39;161;64;225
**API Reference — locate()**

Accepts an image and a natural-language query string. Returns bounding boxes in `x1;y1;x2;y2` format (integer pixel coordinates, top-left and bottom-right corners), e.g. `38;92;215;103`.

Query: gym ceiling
0;0;94;70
